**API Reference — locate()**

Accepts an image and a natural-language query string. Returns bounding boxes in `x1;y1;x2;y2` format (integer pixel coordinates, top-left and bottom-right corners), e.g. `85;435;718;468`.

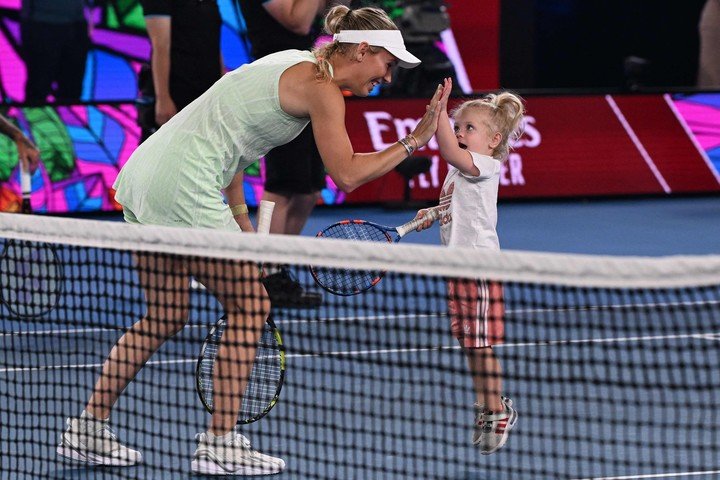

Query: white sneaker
473;397;518;454
471;403;487;445
56;416;142;466
191;429;285;476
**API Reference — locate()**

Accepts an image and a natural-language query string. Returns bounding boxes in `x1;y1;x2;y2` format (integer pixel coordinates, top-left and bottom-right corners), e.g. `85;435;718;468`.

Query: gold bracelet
407;134;419;150
230;204;249;216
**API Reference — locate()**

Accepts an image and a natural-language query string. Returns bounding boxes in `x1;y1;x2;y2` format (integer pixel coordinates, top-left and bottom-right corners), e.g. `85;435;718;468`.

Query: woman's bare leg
86;253;190;419
190;259;271;434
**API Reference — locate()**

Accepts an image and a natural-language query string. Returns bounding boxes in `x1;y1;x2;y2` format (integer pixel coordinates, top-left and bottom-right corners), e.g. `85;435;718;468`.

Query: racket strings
324;222;391;242
313;223;389;295
0;240;62;318
199;320;283;422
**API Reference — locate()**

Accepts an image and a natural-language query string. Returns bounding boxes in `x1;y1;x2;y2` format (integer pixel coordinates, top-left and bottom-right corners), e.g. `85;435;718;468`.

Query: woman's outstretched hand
411;81;450;147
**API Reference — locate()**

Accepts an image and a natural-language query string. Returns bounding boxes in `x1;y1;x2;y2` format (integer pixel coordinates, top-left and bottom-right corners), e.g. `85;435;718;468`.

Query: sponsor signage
343;94;720;203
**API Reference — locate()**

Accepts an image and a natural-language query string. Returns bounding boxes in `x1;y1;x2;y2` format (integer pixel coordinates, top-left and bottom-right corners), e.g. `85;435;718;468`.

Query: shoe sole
480;407;518;455
191;458;284;476
57;444;142;467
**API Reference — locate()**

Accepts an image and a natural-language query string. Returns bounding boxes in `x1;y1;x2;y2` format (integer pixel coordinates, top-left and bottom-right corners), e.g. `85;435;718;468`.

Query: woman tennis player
415;78;525;455
56;5;446;476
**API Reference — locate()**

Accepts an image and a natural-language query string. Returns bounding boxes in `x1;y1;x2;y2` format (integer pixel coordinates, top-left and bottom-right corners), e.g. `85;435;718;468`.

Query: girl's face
453;108;499;157
348;47;397;96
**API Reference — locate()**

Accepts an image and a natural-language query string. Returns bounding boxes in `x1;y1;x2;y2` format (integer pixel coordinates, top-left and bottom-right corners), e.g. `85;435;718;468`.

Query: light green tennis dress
113;50;317;230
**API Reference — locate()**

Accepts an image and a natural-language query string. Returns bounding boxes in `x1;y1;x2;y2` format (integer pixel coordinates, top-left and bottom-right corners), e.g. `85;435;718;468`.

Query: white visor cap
333;30;421;69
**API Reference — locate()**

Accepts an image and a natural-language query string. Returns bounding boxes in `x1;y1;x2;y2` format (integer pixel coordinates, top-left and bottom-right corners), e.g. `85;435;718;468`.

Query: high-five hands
410;81;452;148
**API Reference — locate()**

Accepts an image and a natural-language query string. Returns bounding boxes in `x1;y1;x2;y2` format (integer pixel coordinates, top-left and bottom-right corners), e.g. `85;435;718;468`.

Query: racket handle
396;207;440;238
257;200;275;234
20;165;32;214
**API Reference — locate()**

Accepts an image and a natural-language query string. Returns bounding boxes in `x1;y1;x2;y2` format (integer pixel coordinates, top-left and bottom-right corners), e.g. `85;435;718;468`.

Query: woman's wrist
12;130;26;143
230;204;248;216
398;134;417;156
407;133;419;150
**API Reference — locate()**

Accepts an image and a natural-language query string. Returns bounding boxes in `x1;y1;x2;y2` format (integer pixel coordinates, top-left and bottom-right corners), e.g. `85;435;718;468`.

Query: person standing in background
698;0;720;87
139;0;223;140
238;0;349;308
21;0;91;102
0;113;40;174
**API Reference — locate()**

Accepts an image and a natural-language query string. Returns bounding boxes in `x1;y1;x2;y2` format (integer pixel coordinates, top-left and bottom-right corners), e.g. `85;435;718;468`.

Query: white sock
80;410;97;421
206;430;234;443
262;264;282;276
79;410;109;433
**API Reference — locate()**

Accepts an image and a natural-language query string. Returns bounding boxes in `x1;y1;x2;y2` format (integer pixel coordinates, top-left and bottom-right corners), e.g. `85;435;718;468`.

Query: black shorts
264;125;326;195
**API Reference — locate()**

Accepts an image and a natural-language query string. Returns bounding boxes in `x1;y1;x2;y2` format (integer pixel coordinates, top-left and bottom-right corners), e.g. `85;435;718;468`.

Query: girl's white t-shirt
439;151;502;250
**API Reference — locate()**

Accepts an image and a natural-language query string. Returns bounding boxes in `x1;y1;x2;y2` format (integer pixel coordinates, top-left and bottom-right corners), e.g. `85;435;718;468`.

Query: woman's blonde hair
452;92;525;161
313;5;397;81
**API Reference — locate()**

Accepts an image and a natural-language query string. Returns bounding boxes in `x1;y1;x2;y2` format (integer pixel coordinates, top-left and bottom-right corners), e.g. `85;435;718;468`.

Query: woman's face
347;47;398;97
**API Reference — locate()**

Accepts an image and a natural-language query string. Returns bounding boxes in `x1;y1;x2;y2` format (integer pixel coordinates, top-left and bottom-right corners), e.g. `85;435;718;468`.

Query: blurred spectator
354;0;461;97
138;0;222;140
0;113;40;174
698;0;720;87
238;0;342;308
21;0;92;102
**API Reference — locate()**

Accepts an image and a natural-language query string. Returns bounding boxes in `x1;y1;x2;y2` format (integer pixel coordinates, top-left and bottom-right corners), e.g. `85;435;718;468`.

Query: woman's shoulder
252;49;316;67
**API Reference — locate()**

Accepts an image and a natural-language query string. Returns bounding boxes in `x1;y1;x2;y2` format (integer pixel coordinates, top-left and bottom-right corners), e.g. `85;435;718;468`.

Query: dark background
500;0;708;90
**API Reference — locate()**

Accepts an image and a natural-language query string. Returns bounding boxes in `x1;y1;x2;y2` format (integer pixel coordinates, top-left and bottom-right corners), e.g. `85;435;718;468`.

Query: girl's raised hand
413;208;438;232
438;77;452;113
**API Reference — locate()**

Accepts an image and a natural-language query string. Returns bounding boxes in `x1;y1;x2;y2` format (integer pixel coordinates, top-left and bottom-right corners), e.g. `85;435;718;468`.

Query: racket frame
309;207;440;296
0;166;64;319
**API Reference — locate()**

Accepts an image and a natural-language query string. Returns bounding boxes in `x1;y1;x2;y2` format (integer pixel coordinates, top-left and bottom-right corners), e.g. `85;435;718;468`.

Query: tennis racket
195;200;285;424
196;315;285;424
310;207;441;296
0;166;63;319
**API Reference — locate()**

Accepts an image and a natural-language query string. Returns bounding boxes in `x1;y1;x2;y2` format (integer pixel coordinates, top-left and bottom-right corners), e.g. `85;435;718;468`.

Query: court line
290;330;720;357
2;330;718;373
572;468;720;479
2;298;718;337
0;357;190;374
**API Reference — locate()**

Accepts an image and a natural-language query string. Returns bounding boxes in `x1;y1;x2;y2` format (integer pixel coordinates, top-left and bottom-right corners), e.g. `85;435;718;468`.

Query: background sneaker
261;268;322;308
56;416;142;466
191;430;285;476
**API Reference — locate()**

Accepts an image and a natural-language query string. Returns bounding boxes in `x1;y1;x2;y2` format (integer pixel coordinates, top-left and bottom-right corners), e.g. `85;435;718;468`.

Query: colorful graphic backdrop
0;0;475;213
1;2;716;213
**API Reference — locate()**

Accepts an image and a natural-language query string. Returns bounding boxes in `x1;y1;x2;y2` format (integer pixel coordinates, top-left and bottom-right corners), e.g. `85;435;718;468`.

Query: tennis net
1;212;719;480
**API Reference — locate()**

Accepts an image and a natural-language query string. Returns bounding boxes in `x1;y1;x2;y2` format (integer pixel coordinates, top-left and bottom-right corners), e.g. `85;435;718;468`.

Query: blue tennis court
1;196;719;480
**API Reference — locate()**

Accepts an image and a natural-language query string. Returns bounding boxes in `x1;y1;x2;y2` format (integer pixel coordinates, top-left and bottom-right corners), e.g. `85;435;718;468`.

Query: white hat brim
333;30;422;69
384;46;421;69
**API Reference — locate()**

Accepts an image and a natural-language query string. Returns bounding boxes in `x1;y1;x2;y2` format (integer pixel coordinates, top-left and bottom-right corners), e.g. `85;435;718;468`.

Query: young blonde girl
416;78;525;454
